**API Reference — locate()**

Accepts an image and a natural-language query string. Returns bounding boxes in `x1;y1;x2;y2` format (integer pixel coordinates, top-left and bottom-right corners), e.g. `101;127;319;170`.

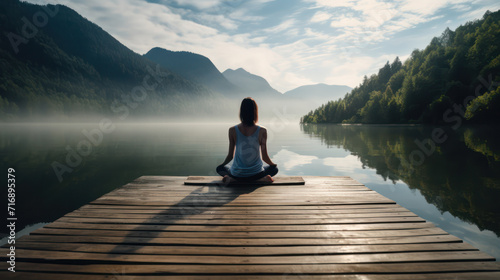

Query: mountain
0;0;223;120
222;68;282;99
144;48;237;94
302;10;500;124
284;83;351;105
253;83;351;119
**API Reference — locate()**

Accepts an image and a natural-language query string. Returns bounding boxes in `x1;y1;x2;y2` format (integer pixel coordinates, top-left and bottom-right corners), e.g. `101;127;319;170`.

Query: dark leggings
216;164;278;182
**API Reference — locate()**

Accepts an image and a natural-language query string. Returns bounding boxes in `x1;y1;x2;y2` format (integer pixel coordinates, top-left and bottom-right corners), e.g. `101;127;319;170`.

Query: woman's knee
216;165;225;175
217;165;232;177
271;166;278;176
266;165;278;177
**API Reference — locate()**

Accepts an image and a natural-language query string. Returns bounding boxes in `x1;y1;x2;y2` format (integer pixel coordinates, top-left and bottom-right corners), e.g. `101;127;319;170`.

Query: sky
27;0;500;92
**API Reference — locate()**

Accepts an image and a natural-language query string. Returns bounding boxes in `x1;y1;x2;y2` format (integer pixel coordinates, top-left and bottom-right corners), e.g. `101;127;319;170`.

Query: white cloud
174;7;238;30
23;0;500;93
310;11;332;23
228;8;265;22
169;0;224;10
399;0;467;16
312;0;467;45
458;1;500;21
330;16;365;28
313;0;355;8
264;19;297;34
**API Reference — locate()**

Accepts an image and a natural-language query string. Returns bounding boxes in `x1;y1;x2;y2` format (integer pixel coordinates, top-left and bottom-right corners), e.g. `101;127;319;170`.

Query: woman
216;97;278;183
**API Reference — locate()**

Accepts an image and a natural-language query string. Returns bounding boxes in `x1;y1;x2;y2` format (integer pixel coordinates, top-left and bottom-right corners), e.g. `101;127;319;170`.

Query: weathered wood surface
184;176;305;185
1;176;499;279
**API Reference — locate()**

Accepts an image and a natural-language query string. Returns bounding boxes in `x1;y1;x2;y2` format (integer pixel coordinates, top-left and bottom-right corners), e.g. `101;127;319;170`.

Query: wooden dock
2;176;500;279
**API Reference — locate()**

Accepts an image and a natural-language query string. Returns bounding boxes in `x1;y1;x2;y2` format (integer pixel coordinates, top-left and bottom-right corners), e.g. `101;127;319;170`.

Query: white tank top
230;125;264;177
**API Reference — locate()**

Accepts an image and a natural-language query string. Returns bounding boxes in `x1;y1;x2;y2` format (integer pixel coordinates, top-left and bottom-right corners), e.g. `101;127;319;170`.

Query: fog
2;95;326;124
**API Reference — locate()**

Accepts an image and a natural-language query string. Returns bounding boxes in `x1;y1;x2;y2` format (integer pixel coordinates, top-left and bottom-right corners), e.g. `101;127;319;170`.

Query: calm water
0;122;499;260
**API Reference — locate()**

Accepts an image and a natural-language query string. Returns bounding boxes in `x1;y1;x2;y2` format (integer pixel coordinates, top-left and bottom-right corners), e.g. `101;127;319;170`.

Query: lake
1;122;499;260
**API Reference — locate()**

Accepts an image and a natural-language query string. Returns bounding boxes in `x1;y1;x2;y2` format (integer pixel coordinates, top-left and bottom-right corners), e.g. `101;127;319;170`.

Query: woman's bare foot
222;175;236;184
257;175;274;183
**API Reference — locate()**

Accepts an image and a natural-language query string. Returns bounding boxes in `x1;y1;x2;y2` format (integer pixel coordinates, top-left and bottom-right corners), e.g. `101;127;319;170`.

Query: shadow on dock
108;182;260;255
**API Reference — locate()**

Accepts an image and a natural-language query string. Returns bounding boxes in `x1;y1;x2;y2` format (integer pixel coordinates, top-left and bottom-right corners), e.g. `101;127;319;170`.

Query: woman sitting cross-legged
216;97;278;183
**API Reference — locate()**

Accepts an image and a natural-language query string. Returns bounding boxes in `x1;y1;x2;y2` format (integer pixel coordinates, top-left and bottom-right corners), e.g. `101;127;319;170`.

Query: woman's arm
220;127;236;166
260;128;276;166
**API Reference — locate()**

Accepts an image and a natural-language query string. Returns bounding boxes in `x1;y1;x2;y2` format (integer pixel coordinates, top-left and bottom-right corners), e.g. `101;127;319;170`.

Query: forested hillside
0;0;222;120
301;10;500;124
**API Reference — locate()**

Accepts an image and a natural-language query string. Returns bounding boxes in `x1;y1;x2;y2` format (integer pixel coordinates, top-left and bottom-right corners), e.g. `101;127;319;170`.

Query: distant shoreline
340;123;421;127
301;123;422;127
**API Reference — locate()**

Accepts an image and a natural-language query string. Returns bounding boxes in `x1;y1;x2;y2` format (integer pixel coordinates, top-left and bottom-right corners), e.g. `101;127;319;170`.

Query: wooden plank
96;196;395;202
79;204;407;211
114;185;368;190
108;186;373;191
64;212;419;219
117;187;371;193
94;193;391;201
12;242;479;256
102;192;380;197
89;199;396;206
120;183;366;188
30;227;450;238
0;248;493;264
184;176;305;185
92;193;392;199
43;221;438;231
3;262;500;275
121;182;367;187
15;234;463;246
109;188;372;194
54;216;425;225
73;207;414;214
100;189;382;195
3;272;500;280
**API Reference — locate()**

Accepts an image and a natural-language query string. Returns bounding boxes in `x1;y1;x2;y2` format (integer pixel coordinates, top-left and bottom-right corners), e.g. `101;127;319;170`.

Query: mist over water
0;122;499;260
6;96;319;125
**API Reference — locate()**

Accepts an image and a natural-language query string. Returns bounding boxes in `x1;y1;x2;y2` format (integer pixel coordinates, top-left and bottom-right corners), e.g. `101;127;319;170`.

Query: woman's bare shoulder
258;126;267;140
228;126;236;135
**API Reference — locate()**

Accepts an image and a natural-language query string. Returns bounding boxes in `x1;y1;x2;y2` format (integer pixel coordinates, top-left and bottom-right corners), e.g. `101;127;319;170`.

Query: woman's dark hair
239;97;258;126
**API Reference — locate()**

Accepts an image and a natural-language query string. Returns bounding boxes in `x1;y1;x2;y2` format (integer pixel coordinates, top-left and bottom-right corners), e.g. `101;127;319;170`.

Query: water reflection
272;149;318;172
300;124;500;236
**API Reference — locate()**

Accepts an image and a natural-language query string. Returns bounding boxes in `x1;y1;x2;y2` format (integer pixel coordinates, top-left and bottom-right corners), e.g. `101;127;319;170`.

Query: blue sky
28;0;500;92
